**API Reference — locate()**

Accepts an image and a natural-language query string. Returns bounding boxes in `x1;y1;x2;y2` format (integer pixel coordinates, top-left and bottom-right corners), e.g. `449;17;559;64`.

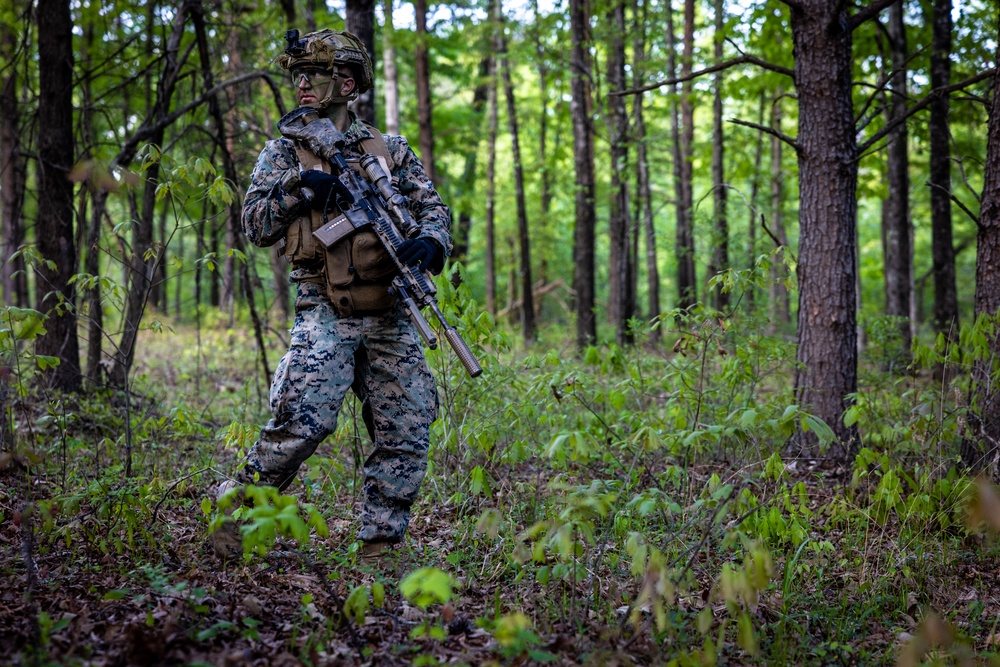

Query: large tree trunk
499;14;536;344
382;0;400;134
707;0;728;311
963;43;1000;477
35;0;81;392
633;0;659;342
1;13;27;308
606;0;632;345
346;0;377;126
414;0;436;183
928;0;958;336
789;0;859;458
569;0;596;348
881;1;913;363
676;0;697;310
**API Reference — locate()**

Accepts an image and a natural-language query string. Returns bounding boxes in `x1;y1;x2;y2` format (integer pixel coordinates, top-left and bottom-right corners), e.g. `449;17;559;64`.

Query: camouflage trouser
237;280;439;543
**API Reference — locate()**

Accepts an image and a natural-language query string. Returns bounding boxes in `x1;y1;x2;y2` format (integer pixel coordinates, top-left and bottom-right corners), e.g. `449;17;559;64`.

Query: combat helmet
276;29;374;107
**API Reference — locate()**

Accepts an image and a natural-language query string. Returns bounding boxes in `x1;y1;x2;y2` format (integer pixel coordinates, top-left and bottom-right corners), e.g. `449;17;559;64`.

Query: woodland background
4;0;1000;664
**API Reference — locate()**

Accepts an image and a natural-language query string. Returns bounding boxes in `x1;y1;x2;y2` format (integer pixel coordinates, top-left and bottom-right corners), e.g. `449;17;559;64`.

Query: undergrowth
3;282;1000;666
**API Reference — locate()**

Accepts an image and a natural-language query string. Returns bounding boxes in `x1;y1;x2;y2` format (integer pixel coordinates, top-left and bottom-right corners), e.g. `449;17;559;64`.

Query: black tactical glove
298;170;354;211
396;237;441;273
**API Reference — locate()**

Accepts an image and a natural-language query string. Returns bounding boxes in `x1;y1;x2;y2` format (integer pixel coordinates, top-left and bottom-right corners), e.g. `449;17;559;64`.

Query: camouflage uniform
239;112;450;543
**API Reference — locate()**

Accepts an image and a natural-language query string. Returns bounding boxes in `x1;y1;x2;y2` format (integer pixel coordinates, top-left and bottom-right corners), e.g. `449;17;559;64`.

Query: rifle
280;107;482;378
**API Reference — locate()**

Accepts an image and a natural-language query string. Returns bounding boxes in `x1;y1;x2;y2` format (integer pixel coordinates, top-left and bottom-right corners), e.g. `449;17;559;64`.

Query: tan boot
359;540;396;565
209;481;244;560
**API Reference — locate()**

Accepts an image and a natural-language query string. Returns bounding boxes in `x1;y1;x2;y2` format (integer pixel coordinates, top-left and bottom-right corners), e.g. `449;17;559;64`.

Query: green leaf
103;589;128;601
35;355;60;370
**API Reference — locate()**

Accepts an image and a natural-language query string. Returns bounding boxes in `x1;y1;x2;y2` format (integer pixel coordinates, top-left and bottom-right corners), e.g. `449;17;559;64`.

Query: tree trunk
676;0;697;310
35;0;81;392
453;57;490;263
789;0;859;458
707;0;728;311
633;0;659;342
499;14;536;344
570;0;596;348
929;0;958;336
964;47;1000;477
485;50;498;318
414;0;436;183
532;0;552;220
382;0;400;134
881;1;912;363
606;0;632;345
745;93;766;313
346;0;377;126
769;88;791;330
1;13;27;308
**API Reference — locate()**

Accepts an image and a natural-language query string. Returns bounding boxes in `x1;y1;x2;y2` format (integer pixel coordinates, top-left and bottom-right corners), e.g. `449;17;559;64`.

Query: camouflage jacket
242;112;452;283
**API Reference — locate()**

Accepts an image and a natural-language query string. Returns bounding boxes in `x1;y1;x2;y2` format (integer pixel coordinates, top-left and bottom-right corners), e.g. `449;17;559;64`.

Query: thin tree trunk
414;0;436;183
532;0;551;219
606;0;632;345
769;88;791;330
35;0;81;392
453;57;490;263
1;13;27;307
383;0;400;134
707;0;728;311
570;0;596;347
633;0;659;342
499;12;536;344
346;0;377;125
789;0;859;457
676;0;697;309
881;1;912;363
745;92;766;313
929;0;958;336
484;51;498;318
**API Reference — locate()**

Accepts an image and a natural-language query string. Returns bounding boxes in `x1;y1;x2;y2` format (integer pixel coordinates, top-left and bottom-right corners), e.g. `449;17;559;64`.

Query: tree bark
382;0;400;134
964;43;1000;477
484;51;498;318
346;0;377;126
881;1;913;362
35;0;81;392
745;93;766;313
1;13;27;308
707;0;728;311
928;0;958;336
633;0;659;342
452;57;490;263
676;0;697;310
789;0;859;457
570;0;596;347
606;0;632;345
414;0;436;183
499;14;536;344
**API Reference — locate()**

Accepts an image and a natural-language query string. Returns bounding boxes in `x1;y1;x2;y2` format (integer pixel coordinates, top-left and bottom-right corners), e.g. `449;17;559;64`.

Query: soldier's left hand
299;170;355;211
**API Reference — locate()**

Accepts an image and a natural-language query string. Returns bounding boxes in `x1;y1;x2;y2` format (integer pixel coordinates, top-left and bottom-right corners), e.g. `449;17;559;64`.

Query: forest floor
3;317;1000;666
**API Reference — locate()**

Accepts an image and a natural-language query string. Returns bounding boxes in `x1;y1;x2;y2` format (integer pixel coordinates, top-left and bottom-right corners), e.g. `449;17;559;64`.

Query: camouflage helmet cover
276;29;374;94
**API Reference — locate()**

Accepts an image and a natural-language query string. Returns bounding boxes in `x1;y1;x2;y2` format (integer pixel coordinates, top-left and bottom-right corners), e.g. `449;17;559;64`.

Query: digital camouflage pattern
235;112;449;544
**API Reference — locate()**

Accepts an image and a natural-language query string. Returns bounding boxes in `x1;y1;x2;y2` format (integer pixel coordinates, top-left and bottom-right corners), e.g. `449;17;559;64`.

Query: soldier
211;29;450;561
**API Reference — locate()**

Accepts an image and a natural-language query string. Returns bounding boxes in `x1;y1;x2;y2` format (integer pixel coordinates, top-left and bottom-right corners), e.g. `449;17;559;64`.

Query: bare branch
849;0;900;30
728;118;800;152
612;54;794;97
857;68;997;154
927;182;980;226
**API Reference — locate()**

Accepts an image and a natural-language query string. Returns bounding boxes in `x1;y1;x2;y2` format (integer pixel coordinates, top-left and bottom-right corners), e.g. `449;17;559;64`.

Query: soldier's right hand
299;170;355;211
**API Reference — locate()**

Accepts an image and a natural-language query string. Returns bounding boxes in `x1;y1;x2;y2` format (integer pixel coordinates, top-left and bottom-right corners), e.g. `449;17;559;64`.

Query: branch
927;182;980;226
612;54;794;97
849;0;900;30
114;70;273;169
728;118;800;152
857;68;997;154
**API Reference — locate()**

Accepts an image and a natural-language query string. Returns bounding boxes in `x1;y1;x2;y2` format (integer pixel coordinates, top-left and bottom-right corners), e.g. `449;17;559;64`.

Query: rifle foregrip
444;327;483;378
